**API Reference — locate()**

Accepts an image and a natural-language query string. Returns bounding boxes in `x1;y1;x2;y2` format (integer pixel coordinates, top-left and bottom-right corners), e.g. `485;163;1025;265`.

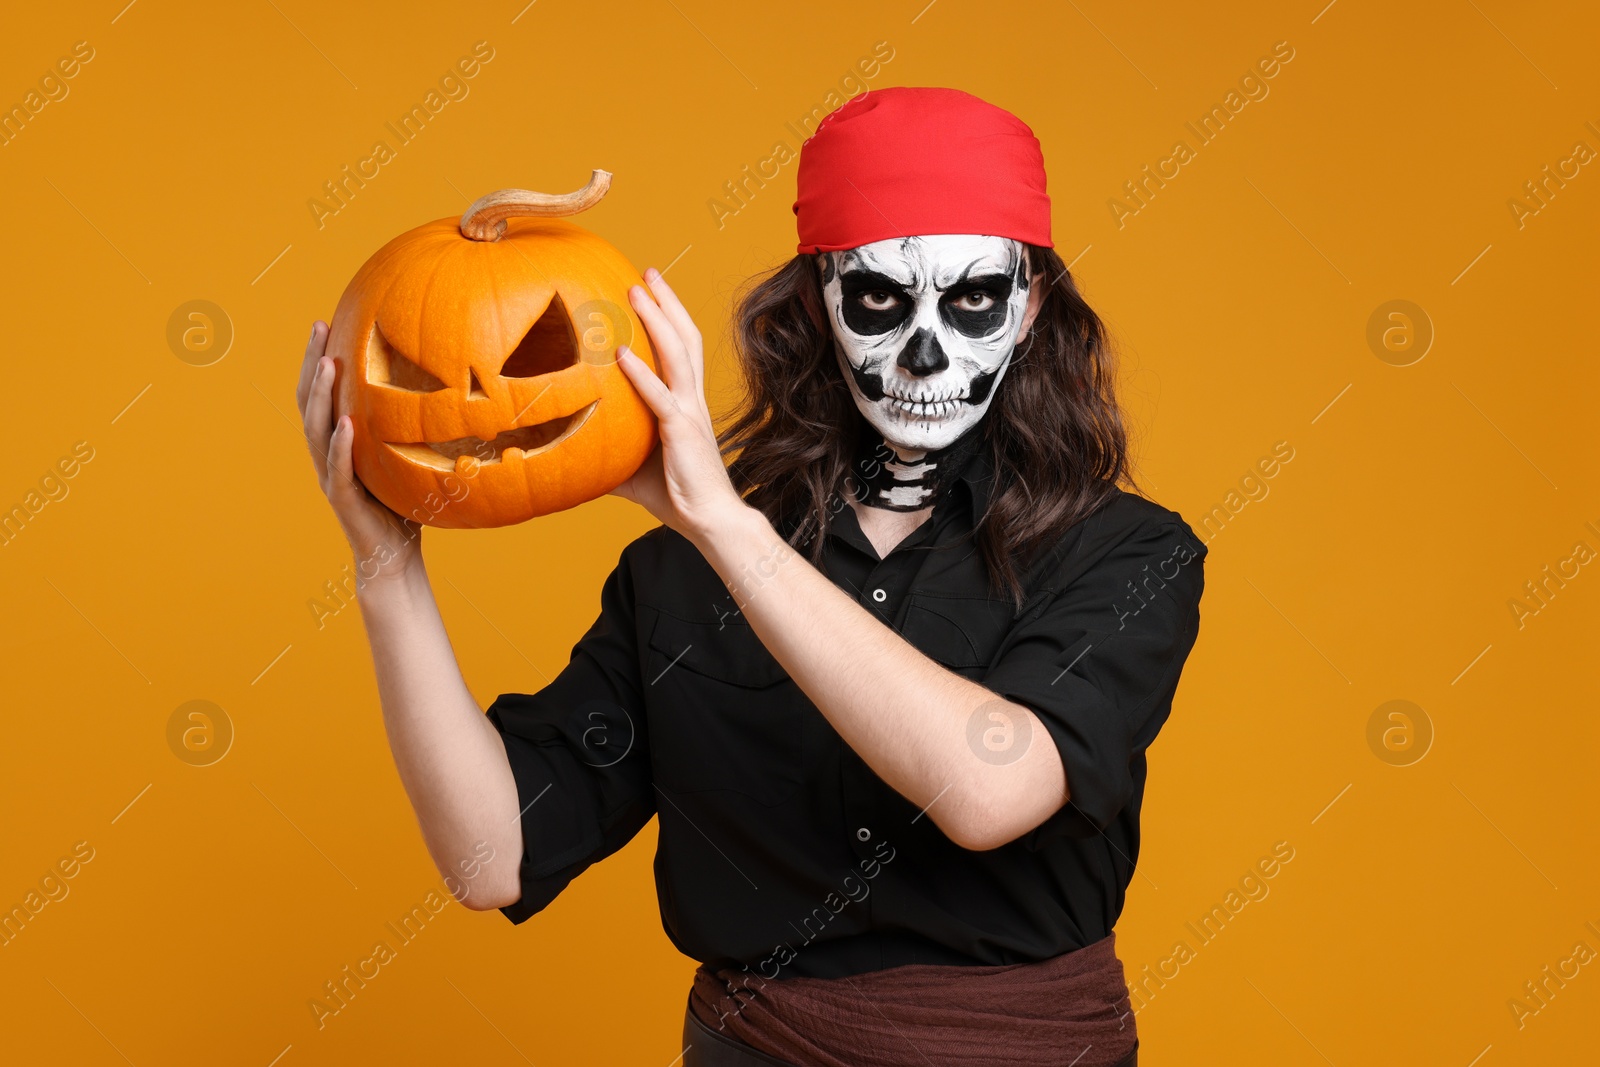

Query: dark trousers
682;1003;1138;1067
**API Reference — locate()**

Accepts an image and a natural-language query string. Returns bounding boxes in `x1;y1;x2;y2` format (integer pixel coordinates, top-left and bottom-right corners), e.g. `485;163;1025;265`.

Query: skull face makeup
821;235;1032;449
820;234;1034;509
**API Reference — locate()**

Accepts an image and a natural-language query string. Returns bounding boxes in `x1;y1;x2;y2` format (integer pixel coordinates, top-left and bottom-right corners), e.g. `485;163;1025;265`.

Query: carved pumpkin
327;171;658;528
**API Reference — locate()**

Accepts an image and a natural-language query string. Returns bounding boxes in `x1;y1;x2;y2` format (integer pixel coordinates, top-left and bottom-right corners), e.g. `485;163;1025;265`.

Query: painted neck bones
848;420;984;512
819;234;1031;510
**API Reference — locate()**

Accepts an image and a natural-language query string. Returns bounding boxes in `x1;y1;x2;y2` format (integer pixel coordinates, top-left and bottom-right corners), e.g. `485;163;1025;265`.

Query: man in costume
297;86;1206;1067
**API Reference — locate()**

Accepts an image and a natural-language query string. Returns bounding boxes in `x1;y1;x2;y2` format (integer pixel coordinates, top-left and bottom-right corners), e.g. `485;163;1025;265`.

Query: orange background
2;1;1595;1063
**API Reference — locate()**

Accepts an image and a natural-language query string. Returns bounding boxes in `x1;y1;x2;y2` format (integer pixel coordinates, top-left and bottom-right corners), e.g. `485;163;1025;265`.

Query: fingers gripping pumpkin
327;171;659;528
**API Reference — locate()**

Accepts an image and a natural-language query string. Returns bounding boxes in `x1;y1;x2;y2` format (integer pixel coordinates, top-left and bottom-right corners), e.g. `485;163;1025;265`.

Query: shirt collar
956;438;996;522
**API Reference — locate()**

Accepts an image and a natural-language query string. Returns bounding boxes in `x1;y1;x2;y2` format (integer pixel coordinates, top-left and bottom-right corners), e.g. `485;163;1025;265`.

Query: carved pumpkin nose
897;327;948;376
327;171;660;529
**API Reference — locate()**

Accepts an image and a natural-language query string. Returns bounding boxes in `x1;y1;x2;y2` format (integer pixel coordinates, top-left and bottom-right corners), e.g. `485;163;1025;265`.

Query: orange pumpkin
327;171;658;528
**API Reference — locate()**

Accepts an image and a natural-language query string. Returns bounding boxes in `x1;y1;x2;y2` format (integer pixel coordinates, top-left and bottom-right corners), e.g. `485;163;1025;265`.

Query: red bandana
793;86;1053;254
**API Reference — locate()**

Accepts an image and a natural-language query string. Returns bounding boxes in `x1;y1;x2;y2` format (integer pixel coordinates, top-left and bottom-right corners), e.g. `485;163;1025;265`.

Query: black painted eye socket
938;273;1015;338
839;271;913;335
941;291;1012;338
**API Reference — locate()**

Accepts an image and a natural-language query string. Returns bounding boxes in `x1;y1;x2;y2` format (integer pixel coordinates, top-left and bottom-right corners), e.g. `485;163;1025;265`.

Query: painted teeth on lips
887;395;962;418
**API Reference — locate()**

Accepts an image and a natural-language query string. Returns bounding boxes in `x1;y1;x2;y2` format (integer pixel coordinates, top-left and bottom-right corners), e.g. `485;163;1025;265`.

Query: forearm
356;561;523;905
691;505;1066;850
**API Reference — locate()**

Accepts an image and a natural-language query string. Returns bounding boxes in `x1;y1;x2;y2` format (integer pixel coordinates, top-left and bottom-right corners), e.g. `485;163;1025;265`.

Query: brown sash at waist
685;933;1137;1067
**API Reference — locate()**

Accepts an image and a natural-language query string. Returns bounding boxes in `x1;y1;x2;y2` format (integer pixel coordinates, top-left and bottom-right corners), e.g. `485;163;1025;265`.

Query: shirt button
856;827;871;842
871;588;887;603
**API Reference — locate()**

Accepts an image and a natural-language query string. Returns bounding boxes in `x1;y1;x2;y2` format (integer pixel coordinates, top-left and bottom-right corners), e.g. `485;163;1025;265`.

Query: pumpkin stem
458;170;613;242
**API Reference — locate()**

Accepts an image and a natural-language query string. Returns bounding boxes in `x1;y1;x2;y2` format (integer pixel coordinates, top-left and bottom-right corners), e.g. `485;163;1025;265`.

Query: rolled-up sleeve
982;515;1206;846
484;545;655;924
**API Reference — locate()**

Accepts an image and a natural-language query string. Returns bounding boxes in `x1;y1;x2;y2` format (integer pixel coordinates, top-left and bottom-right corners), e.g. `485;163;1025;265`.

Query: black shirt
486;443;1208;980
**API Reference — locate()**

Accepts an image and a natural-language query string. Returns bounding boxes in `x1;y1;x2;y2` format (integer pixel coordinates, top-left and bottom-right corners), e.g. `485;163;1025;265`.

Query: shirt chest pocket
644;611;807;806
899;593;1021;679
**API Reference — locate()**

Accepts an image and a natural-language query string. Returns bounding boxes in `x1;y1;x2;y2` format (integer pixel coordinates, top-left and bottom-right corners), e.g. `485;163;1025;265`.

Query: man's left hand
609;267;750;544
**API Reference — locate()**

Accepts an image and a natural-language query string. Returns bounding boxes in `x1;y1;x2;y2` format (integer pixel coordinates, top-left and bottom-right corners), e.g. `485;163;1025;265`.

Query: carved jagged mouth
385;401;599;471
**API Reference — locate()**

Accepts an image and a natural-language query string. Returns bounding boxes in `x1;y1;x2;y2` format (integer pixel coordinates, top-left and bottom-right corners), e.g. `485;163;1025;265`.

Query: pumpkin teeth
384;400;600;472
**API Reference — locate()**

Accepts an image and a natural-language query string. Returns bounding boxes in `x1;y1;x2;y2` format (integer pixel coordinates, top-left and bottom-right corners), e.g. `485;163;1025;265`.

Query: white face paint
819;234;1033;455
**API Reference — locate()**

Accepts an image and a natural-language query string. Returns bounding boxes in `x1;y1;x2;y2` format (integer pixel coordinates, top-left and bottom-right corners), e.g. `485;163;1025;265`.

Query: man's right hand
295;320;422;585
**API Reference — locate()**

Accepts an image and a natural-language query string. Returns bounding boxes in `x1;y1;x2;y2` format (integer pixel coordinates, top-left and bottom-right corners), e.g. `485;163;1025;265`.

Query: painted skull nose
896;327;948;377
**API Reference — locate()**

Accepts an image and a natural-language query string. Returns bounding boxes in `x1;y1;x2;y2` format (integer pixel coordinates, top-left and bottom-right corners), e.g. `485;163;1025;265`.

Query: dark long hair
716;245;1139;608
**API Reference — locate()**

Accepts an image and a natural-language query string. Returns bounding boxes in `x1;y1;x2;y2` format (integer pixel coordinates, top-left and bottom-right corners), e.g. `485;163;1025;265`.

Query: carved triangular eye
367;323;446;392
500;293;580;378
